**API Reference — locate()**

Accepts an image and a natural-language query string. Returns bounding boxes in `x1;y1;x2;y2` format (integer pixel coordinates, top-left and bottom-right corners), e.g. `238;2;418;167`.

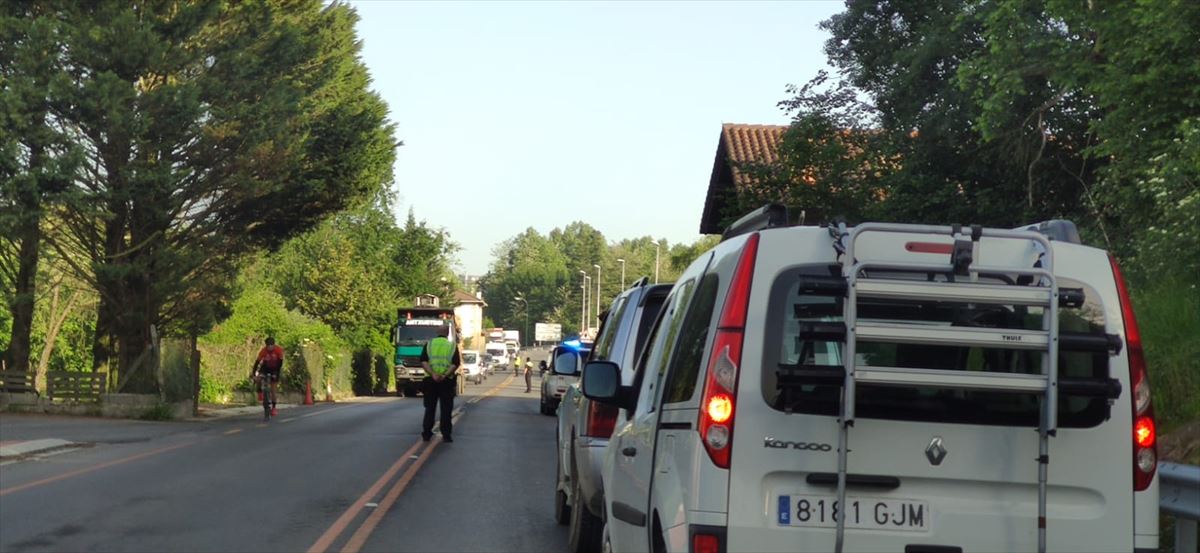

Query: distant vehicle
461;350;483;384
555;278;670;552
504;329;521;347
541;340;590;416
584;206;1157;553
485;341;509;368
392;306;457;398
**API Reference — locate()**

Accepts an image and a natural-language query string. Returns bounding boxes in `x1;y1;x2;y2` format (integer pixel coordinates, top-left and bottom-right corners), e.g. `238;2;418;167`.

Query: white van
485;342;509;368
584;206;1158;553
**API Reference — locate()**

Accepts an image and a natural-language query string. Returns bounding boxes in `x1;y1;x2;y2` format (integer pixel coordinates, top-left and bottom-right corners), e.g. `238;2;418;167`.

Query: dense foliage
480;222;719;338
724;0;1198;428
1;1;397;395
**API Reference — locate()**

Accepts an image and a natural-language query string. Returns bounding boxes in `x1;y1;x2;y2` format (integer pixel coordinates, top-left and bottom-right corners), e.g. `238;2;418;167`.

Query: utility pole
654;242;661;284
594;264;601;329
617;258;626;290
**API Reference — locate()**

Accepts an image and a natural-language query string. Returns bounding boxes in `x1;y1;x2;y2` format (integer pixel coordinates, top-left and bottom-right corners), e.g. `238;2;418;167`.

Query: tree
813;0;1095;229
955;0;1200;276
33;1;396;391
269;203;457;356
0;2;81;373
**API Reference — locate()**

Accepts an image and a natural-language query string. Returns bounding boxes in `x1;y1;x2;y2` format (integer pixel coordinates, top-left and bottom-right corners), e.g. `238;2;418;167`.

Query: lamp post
617;258;626;290
576;271;585;333
513;295;528;347
593;264;601;329
654;242;661;284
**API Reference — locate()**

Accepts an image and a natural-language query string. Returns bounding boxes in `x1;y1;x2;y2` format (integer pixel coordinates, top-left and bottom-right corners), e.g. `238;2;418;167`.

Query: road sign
534;323;562;342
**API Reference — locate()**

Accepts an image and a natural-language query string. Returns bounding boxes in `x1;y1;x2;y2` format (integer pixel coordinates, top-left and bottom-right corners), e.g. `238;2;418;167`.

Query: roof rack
721;204;788;241
1016;219;1082;244
628;276;649;289
829;222;1065;553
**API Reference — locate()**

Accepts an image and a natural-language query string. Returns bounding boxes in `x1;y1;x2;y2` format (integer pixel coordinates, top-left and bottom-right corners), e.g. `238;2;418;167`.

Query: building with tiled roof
699;123;788;234
450;290;487;349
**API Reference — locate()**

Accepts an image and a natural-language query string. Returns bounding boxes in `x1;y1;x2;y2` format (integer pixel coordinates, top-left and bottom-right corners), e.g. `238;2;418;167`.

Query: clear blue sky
349;0;843;275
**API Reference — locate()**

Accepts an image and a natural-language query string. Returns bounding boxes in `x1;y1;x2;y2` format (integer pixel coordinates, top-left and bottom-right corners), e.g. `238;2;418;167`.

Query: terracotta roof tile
700;123;789;234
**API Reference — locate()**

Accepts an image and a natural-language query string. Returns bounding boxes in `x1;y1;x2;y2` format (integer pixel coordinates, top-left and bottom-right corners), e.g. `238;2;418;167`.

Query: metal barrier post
1160;462;1200;553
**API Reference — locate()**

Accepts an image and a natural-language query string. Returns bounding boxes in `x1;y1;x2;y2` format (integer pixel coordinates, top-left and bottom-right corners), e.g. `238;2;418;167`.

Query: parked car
461;350;483;384
480;353;494;377
556;279;671;553
541;341;591;416
584;206;1157;553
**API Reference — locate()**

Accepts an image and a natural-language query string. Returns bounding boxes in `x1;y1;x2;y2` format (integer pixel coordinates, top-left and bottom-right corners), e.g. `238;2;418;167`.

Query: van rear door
726;234;1134;552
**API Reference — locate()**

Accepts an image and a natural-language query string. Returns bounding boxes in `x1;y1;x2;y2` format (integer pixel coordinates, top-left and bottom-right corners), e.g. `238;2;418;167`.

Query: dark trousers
524;370;532;392
422;377;455;438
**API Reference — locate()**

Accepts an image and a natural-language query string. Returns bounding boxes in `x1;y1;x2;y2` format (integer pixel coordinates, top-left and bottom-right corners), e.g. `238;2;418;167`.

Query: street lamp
593;264;601;329
617;258;626;290
513;295;528;347
653;242;661;284
576;271;585;333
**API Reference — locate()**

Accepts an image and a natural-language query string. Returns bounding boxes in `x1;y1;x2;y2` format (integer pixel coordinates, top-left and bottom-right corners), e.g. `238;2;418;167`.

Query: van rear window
761;265;1112;428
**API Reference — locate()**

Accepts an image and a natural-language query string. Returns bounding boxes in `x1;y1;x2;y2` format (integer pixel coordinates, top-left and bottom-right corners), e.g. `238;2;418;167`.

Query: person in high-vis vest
420;330;461;442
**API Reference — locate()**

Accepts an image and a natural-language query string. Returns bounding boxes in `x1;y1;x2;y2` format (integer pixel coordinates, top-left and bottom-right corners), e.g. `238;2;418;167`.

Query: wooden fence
46;371;107;402
0;370;38;395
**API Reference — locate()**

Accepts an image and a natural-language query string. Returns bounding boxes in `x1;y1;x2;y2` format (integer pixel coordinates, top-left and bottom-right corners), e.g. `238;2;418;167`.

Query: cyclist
252;337;284;418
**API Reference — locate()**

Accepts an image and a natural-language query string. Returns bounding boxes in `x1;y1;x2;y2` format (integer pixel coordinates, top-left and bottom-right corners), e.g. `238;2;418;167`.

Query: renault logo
925;436;947;466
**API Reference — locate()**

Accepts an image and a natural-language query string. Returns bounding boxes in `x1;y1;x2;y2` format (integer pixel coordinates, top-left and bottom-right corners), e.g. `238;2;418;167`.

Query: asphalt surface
0;371;565;553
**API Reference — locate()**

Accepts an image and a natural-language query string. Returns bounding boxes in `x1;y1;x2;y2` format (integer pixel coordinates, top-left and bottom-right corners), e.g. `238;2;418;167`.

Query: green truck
391;306;459;397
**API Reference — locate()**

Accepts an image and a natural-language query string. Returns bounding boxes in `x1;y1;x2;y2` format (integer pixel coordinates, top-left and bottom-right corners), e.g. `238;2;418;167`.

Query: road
0;371;564;553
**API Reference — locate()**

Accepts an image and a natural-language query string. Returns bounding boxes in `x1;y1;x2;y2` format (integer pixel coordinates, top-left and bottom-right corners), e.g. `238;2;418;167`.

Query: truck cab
392;307;458;397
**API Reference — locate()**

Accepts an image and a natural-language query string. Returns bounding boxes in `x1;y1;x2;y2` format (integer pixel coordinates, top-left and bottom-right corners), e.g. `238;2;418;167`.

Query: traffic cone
304;381;314;405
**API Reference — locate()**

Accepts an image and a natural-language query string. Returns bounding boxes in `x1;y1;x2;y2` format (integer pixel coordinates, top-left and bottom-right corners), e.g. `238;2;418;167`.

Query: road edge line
0;440;197;497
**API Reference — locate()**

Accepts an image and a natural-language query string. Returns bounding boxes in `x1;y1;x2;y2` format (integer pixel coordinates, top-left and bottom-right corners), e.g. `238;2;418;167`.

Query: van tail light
689;525;726;553
583;401;618;438
692;533;721;553
698;233;759;470
1110;254;1157;491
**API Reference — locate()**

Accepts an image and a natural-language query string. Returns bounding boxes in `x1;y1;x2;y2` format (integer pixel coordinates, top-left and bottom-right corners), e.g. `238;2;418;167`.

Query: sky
348;0;844;275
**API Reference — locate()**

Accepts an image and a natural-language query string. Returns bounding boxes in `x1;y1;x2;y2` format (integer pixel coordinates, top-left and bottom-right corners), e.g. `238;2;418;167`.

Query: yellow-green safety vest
427;337;454;376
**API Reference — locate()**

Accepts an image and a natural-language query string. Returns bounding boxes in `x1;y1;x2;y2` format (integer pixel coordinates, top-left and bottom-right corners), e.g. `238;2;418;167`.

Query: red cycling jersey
257;345;284;370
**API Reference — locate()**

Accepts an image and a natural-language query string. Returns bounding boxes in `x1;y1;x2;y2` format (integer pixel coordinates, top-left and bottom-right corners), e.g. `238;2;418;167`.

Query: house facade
450;289;487;350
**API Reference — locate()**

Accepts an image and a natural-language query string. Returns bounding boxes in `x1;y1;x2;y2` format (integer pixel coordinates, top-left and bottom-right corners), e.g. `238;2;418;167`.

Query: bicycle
255;371;278;421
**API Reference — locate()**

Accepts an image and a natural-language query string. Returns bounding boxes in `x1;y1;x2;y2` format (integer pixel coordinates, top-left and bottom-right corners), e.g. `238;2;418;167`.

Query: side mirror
582;361;624;406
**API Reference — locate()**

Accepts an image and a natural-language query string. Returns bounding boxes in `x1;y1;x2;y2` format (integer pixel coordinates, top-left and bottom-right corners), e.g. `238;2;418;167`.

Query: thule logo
1002;335;1023;342
764;437;833;452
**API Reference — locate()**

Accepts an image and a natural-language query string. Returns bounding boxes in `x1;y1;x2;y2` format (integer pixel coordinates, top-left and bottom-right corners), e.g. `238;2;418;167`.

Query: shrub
199;286;350;401
139;403;174;421
1134;275;1200;431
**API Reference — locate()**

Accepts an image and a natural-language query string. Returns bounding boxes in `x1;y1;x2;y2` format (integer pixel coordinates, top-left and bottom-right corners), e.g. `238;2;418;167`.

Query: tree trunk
6;213;41;374
92;139;129;381
190;334;201;417
35;283;78;392
5;94;48;377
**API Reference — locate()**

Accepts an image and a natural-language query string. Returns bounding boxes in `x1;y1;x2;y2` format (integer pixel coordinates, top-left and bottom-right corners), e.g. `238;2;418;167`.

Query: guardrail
1161;462;1199;553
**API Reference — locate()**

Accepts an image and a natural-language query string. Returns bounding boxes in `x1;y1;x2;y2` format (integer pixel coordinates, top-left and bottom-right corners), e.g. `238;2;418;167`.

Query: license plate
776;495;928;532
